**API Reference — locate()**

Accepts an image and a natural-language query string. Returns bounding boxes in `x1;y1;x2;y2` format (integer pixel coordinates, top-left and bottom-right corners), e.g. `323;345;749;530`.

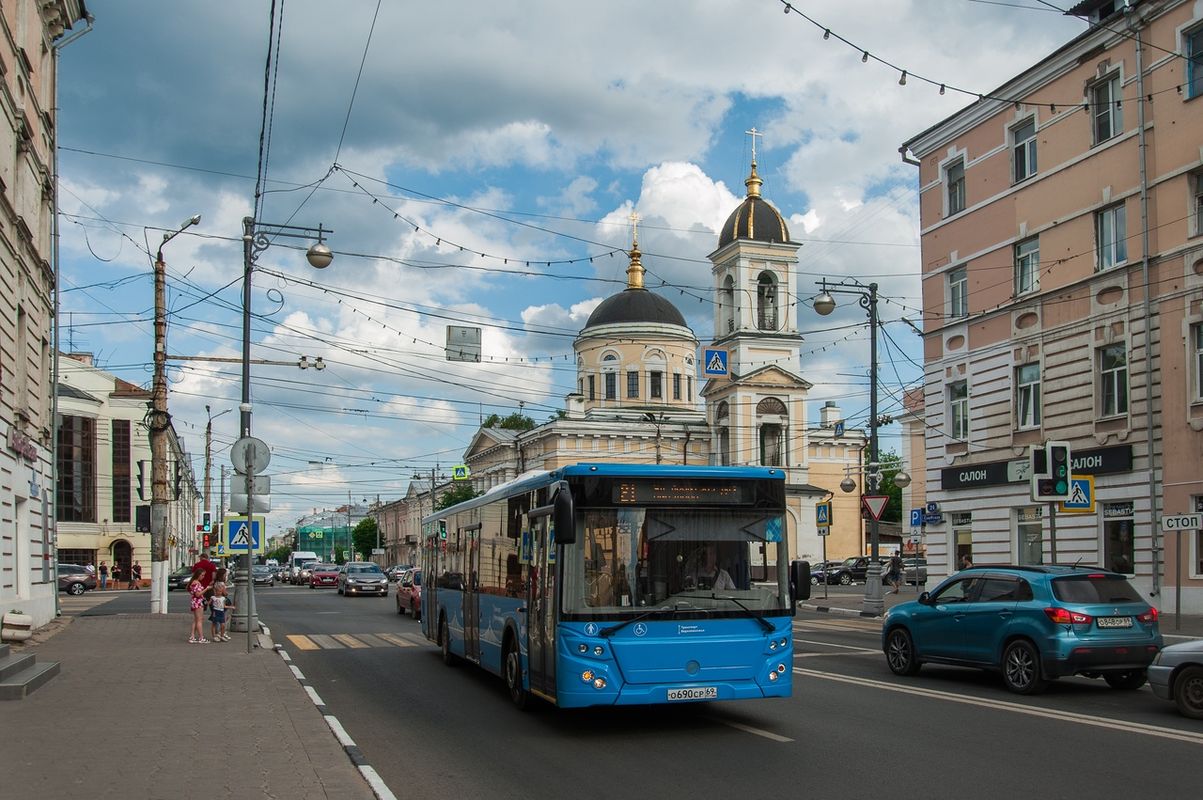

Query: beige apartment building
1;1;88;629
389;163;871;569
900;0;1203;611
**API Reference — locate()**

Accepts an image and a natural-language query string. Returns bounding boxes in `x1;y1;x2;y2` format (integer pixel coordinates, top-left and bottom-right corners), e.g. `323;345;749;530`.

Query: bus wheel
440;617;457;667
504;639;529;710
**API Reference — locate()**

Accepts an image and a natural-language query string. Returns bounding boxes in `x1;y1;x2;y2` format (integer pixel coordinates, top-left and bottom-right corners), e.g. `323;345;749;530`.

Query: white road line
289;665;305;680
324;714;357;748
795;638;880;652
279;650;291;662
793;667;1203;746
358;765;399;800
795;651;880;658
715;719;794;742
304;686;325;707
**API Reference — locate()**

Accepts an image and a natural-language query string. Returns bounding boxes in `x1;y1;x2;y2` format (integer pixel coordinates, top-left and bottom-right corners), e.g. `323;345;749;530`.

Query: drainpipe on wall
1131;13;1160;597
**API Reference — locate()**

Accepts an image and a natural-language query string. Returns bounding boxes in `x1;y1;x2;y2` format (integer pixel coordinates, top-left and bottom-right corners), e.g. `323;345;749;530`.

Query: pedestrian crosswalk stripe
375;632;415;648
287;635;320;651
333;634;370;649
309;634;344;649
350;633;389;648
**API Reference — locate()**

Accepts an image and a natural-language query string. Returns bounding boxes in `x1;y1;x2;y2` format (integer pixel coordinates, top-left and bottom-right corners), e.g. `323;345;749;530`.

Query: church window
605;372;616;400
673;373;681;400
719;427;731;466
755;397;788;467
627;370;639;399
587;375;595;401
722;274;736;333
757;272;779;331
649;370;663;399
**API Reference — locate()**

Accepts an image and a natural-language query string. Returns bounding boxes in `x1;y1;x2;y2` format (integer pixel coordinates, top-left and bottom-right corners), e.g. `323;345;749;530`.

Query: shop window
1103;501;1135;574
1016;506;1042;565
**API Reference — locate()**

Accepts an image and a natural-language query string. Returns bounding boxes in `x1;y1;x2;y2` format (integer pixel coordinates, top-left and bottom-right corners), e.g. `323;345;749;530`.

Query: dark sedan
167;567;194;591
251;565;275;586
338;562;388;596
57;564;97;595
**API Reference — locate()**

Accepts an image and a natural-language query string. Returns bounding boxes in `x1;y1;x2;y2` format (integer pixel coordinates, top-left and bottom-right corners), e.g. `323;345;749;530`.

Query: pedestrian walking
129;561;142;589
887;551;903;594
112;562;123;589
98;561;109;590
187;568;208;643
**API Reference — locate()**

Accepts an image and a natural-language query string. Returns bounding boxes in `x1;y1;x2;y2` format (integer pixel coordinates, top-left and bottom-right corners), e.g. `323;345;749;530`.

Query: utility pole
204;406;213;514
149;214;200;614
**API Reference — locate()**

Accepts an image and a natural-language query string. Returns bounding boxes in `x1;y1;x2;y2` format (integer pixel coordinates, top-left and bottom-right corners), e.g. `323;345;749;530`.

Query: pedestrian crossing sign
703;348;728;377
1058;475;1095;514
225;516;265;552
816;501;832;527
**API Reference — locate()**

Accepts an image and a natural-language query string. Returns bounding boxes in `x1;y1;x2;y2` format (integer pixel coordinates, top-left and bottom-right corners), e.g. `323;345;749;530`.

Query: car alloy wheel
1103;669;1147;690
839;573;852;586
810;576;819;585
885;627;920;676
68;582;86;596
1001;639;1047;695
1173;665;1203;720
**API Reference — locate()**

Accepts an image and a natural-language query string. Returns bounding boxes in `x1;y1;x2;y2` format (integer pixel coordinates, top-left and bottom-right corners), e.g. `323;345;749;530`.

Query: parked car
167;567;194;591
386;564;413;582
825;556;889;586
57;564;97;595
308;563;340;589
337;562;388;596
882;565;1162;694
900;557;928;585
809;561;834;585
251;565;275;586
1148;638;1203;719
395;568;422;619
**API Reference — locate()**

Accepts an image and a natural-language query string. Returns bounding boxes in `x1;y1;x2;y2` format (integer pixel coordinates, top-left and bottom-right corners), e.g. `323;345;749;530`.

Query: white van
288;551;320;584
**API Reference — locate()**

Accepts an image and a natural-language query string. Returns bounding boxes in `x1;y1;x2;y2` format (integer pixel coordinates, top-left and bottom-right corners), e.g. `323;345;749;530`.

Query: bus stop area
0;612;377;800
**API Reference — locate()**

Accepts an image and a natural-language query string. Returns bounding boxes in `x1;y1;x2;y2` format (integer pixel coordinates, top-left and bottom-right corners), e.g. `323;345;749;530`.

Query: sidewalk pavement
0;609;375;800
802;585;1203;638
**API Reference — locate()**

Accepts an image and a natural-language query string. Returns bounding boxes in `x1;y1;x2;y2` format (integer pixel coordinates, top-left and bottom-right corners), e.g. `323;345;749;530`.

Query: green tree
482;412;536;431
437;483;482;510
878;449;905;524
265;545;291;564
333;545;346;565
352;517;379;561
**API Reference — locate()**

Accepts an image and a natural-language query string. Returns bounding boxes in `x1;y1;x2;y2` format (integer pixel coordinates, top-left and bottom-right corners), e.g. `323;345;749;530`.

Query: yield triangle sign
230;524;252;547
862;495;890;521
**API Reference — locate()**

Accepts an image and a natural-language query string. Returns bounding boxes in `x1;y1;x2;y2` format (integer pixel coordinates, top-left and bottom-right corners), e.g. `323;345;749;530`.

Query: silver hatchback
1148;638;1203;719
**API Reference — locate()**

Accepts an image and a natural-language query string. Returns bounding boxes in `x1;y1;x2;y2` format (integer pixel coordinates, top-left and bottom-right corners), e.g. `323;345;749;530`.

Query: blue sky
55;1;1087;534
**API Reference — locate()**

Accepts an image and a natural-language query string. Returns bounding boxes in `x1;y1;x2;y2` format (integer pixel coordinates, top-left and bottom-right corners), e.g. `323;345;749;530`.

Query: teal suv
882;566;1162;695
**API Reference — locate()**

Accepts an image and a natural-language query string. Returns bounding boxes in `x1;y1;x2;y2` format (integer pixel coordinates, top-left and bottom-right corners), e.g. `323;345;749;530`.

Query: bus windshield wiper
599;605;672;638
678;593;775;634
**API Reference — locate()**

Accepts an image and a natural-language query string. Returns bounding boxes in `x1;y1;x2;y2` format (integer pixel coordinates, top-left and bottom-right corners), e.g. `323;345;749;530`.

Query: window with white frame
1096;202;1127;271
1099;343;1128;417
949;266;968;318
948;380;969;440
946;159;966;216
1012;118;1037;182
1192;170;1203;236
1014;236;1039;295
672;373;681;400
626;370;639;399
1091;74;1122;144
602;353;618;400
1016;363;1041;429
1187;25;1203;100
649;370;663;399
1193;323;1203;402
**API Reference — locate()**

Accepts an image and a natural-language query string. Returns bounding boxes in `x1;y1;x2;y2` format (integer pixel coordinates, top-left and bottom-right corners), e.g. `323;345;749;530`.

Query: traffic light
202;512;212;533
1031;440;1072;502
438;520;447;540
203;533;210;548
136;460;147;501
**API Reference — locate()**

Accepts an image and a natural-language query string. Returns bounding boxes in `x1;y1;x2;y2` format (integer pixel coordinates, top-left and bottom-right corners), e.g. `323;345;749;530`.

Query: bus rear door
526;511;556;698
464;524;481;663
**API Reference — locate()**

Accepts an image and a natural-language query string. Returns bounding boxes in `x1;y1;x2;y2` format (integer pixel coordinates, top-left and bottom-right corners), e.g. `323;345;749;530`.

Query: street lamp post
150;214;201;614
233;216;332;648
813;278;891;615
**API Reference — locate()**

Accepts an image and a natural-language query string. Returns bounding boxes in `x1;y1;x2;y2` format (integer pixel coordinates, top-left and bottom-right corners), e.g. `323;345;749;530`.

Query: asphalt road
215;585;1203;799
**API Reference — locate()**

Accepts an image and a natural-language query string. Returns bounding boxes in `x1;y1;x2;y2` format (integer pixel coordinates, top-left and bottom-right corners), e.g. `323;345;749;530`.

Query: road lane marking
795;638;880;652
715;719;794;742
324;714;356;747
304;686;325;706
793;667;1203;746
795;651;880;658
359;765;399;800
308;634;343;649
352;633;390;648
289;665;305;680
375;632;416;647
286;634;320;651
333;634;370;649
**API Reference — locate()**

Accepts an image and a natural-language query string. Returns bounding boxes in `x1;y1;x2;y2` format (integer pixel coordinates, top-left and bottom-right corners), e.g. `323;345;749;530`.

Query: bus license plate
667;686;717;701
1097;616;1132;628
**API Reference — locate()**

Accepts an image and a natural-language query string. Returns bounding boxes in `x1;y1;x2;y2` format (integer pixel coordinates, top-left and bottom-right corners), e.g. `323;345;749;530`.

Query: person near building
960;554;973;571
887;551;903;594
129;561;142;589
84;561;95;574
187;568;208;644
192;550;218;588
98;561;109;590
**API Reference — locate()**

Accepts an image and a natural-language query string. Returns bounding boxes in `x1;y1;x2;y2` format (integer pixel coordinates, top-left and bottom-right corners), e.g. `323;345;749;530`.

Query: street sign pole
243;448;256;653
1048;502;1057;564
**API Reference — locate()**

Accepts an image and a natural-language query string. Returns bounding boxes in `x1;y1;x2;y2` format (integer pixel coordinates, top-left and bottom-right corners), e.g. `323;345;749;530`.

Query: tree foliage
878;449;905;524
352;517;379;561
437;482;482;510
333;545;347;565
482;412;536;431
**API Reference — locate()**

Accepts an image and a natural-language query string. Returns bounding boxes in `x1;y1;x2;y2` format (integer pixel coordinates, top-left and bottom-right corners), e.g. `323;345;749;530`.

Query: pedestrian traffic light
203;534;210;548
202;512;212;532
1031;440;1071;502
438;520;447;540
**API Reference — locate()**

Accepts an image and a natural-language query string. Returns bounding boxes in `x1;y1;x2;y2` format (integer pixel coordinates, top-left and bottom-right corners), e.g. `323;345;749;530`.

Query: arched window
756;397;787;466
716;401;731;466
601;352;619;400
722;275;736;333
757;271;778;330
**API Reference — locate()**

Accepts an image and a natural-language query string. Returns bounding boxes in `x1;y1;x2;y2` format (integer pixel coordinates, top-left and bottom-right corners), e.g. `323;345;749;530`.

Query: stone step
0;650;36;682
0;660;61;701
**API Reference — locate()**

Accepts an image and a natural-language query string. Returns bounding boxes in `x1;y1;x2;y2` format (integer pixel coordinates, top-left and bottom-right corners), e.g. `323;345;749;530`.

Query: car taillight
1137;608;1158;624
1044;607;1092;625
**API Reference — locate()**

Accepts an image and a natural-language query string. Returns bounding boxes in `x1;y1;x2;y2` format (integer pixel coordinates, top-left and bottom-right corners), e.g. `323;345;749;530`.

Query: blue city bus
420;463;809;709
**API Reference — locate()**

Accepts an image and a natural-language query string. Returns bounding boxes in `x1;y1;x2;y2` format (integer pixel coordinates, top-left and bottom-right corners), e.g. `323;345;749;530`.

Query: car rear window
1051;575;1143;604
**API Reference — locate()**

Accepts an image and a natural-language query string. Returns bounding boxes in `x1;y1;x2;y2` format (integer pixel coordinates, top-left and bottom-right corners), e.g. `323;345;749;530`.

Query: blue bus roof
421;463;786;523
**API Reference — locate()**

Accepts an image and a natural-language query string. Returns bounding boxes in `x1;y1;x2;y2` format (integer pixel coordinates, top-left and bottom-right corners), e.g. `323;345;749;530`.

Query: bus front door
464;526;481;663
526;514;556;698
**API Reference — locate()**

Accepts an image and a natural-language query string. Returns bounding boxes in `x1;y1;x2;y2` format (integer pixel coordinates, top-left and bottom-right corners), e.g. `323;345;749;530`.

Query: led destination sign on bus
613;480;752;505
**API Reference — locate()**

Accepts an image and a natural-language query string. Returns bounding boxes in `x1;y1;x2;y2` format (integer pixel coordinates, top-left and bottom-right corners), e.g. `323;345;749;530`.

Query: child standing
210;577;232;642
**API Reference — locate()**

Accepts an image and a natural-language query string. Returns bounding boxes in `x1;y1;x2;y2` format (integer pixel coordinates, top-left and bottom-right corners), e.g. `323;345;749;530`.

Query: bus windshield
562;506;790;616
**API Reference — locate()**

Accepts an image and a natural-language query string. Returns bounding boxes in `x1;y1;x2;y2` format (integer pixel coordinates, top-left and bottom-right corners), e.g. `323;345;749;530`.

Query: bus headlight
592;677;607;690
779;638;788;648
578;643;588;653
769;671;779;682
593;645;605;656
770;640;778;650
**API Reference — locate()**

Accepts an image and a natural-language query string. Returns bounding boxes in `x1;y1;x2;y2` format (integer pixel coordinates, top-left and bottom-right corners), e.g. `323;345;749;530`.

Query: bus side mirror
553;481;575;544
790;560;811;605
